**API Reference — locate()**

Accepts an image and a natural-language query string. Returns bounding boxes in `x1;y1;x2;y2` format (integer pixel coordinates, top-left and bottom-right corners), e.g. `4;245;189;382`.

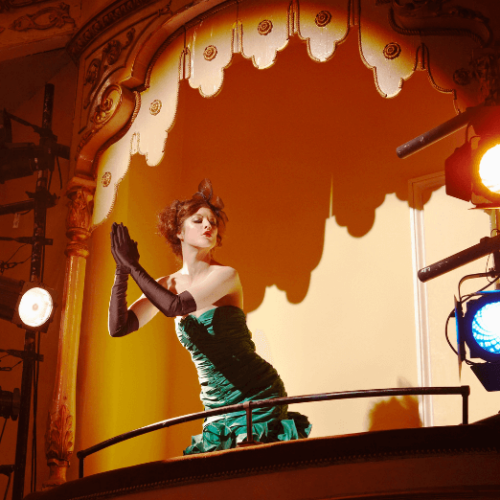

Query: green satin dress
175;305;312;454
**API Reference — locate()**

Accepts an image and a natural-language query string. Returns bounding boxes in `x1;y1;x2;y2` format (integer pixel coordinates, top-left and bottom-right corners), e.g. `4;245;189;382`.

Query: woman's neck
180;246;212;278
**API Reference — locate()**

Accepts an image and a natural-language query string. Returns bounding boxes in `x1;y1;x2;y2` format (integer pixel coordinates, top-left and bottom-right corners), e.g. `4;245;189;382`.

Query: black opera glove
110;223;140;274
129;263;197;318
108;273;140;337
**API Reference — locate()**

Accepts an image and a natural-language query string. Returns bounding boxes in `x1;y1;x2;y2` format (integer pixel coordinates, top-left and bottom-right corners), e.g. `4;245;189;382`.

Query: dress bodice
175;306;279;409
175;305;312;454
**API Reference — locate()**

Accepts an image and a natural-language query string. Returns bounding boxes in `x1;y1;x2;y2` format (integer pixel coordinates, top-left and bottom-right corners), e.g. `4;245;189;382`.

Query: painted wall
74;28;493;479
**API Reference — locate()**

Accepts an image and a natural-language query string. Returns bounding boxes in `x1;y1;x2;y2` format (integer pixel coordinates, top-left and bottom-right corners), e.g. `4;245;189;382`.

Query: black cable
445;309;458;356
2;472;12;500
0;243;31;274
0;418;7;445
56;155;63;190
0;360;22;372
460;276;500;304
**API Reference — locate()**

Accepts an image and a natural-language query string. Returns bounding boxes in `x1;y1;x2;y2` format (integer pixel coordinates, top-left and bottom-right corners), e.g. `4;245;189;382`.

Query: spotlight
0;276;56;332
456;290;500;391
445;136;500;208
474;138;500;204
461;291;500;362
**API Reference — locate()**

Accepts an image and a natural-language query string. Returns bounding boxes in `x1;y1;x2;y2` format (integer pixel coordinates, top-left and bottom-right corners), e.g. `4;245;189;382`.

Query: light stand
0;83;63;500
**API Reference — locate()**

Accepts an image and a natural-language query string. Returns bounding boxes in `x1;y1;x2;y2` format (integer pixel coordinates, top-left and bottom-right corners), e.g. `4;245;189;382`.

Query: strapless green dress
175;305;312;454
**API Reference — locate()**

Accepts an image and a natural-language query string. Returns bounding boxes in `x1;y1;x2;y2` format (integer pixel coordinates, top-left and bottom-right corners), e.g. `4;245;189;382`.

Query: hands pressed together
110;222;140;274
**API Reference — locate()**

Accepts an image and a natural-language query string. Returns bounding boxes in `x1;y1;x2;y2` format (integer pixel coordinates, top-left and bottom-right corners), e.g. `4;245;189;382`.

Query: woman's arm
108;273;140;337
112;223;240;318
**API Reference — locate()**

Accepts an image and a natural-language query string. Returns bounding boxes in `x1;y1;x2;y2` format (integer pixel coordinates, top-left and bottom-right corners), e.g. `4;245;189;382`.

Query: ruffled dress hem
183;411;312;455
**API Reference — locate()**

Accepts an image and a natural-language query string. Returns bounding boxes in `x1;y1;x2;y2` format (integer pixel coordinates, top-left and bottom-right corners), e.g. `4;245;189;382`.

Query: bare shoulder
210;263;239;280
157;270;185;293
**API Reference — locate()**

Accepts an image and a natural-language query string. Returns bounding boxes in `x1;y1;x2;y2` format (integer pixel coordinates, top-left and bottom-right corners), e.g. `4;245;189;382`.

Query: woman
108;179;311;454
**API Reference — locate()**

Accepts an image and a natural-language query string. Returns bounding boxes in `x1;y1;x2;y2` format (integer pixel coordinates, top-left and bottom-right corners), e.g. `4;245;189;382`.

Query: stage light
445;137;500;207
461;291;500;362
0;276;56;332
455;290;500;391
474;139;500;202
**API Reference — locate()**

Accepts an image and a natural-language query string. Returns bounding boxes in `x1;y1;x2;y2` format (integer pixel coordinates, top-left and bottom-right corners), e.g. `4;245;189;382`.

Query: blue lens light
471;301;500;355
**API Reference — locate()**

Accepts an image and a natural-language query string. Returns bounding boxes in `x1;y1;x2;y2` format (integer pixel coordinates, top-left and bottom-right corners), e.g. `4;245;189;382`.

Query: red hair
156;179;227;257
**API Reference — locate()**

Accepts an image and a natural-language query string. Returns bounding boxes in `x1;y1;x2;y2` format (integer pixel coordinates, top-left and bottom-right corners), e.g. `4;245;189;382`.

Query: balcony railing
77;385;470;479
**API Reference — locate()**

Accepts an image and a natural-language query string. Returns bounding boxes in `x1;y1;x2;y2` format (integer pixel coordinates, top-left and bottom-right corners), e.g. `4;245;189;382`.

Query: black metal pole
11;84;54;500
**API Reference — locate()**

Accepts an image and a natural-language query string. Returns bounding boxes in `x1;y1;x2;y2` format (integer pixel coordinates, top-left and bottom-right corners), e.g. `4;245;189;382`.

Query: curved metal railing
77;385;470;478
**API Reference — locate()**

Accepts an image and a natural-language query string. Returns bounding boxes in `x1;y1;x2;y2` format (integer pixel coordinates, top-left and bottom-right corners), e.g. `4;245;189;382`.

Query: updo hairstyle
156;179;227;257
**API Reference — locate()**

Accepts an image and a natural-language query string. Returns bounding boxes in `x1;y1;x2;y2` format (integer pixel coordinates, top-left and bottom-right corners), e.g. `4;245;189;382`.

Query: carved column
43;177;95;488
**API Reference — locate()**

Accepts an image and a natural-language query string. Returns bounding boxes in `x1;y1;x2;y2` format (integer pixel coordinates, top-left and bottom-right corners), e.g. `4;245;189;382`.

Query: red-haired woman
109;179;311;454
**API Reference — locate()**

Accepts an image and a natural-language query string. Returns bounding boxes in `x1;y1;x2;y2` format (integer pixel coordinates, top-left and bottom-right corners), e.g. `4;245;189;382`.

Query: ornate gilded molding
66;0;168;62
315;10;331;28
83;28;136;110
453;46;500;105
384;0;492;47
77;84;125;158
9;2;75;32
45;403;74;464
203;44;218;60
383;42;401;60
0;0;50;12
149;99;161;115
257;19;273;36
101;171;112;187
65;182;95;258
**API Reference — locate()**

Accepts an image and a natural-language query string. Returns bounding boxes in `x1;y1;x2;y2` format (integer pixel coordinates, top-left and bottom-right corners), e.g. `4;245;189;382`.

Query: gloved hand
110;223;140;274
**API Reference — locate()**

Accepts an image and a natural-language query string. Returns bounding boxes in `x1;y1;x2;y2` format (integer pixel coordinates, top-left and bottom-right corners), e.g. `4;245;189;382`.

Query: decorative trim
257;19;273;36
9;2;75;31
454;47;500;105
149;99;162;115
0;0;50;12
454;68;473;87
66;0;167;62
101;171;112;187
388;6;489;48
383;42;401;60
45;404;74;463
408;173;445;428
203;44;218;61
315;10;332;28
83;28;136;110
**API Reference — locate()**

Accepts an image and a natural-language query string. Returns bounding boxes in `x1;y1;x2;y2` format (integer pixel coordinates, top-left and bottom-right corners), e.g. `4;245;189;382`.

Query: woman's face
178;207;218;251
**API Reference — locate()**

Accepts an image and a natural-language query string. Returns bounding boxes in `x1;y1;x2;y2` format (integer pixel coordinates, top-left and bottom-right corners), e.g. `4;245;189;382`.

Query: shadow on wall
137;33;459;312
368;396;422;431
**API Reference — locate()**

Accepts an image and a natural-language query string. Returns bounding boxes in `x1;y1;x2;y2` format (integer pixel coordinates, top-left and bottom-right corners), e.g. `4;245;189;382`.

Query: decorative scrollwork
101;172;112;187
387;0;491;47
93;96;115;126
149;99;162;115
453;68;473;86
452;48;500;104
383;42;401;60
258;20;273;36
0;0;49;13
67;0;172;62
45;404;74;463
315;11;332;28
203;45;218;61
83;28;135;109
9;2;75;31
